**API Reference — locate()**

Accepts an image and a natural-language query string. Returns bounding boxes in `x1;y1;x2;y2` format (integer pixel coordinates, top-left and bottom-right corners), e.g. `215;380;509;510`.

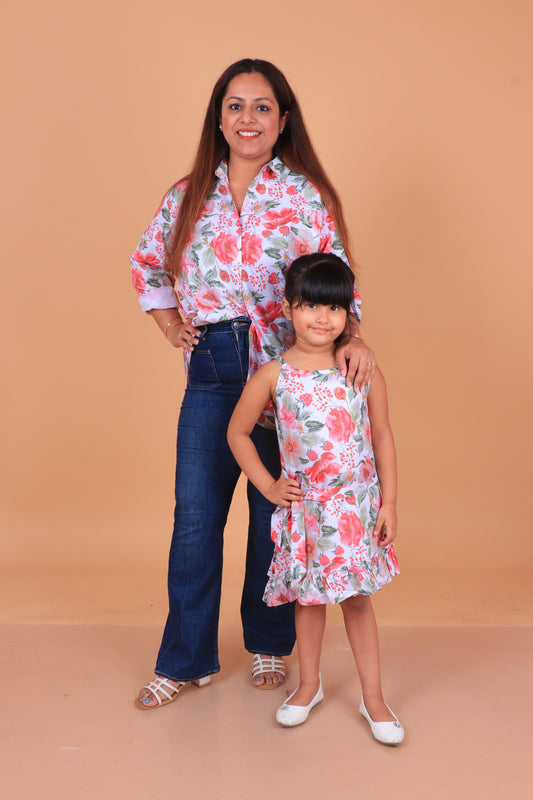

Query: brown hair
168;58;353;277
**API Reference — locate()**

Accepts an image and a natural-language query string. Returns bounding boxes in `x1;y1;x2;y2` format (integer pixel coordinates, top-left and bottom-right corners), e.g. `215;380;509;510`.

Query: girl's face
220;72;287;168
282;298;347;349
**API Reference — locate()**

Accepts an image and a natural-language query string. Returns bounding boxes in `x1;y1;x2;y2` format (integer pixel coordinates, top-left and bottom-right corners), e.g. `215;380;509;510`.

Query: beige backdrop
2;1;532;620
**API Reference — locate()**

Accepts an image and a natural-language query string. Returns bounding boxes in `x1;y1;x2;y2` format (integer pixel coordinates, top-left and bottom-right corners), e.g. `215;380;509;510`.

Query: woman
130;58;375;708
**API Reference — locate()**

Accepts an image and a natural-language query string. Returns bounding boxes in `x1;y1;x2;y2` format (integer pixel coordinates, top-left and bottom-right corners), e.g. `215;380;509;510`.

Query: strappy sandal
252;654;286;690
135;675;211;710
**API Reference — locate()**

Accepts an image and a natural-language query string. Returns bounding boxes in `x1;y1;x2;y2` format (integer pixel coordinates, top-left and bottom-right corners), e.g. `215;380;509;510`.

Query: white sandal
135;675;211;710
252;654;286;690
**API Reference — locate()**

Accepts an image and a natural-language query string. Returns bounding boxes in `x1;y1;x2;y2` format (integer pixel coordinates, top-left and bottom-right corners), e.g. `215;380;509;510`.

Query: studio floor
2;568;532;799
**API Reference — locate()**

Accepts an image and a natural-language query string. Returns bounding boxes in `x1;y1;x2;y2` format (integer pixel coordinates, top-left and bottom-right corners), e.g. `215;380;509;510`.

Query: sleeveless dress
264;360;400;606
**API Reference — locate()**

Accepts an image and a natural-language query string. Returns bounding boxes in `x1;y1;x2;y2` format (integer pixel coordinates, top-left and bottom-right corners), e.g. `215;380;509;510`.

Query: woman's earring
279;128;284;134
219;124;222;130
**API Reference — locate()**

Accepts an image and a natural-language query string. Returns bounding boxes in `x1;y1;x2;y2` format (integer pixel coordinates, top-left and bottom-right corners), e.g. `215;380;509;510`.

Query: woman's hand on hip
335;336;376;390
167;313;200;352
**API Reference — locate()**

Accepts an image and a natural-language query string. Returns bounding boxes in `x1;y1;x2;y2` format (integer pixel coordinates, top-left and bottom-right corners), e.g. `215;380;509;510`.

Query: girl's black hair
284;253;354;312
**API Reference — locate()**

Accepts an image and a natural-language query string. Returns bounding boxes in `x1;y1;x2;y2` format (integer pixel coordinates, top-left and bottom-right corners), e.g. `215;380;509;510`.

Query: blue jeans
155;318;296;682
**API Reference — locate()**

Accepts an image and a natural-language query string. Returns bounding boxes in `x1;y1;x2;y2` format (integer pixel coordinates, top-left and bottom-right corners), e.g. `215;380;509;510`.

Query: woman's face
220;72;287;168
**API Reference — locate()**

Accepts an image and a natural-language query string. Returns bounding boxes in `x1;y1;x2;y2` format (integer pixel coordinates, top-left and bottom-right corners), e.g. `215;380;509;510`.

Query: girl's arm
367;367;398;546
227;363;304;508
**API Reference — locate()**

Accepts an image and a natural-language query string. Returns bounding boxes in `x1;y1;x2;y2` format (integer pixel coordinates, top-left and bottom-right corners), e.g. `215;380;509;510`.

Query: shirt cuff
138;286;179;312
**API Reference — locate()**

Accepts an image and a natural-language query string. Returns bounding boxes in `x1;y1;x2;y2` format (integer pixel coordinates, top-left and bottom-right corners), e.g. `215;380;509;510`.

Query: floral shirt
130;156;362;423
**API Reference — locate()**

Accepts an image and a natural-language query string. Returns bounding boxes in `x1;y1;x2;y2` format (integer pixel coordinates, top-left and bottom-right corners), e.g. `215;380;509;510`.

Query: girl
227;253;404;744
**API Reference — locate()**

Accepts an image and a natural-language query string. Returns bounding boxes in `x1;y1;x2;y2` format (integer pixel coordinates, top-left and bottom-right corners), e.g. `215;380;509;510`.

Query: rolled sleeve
130;183;185;311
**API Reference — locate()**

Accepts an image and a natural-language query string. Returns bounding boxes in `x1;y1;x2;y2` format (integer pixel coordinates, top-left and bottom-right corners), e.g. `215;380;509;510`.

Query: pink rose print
200;199;215;217
358;458;375;482
295;537;307;567
263;207;299;231
290;239;311;259
388;548;400;570
219;269;230;283
279;405;296;428
251;325;262;354
131;268;146;294
303;508;319;533
242;233;263;265
325;407;355;442
256;300;282;330
308;210;324;235
301;393;313;406
308;450;318;461
285;437;299;456
323;554;346;577
196;285;222;313
132;250;161;270
212;232;238;264
181;258;194;277
334;387;346;400
305;452;341;483
256;183;266;194
338;512;365;548
323;439;333;450
318;233;333;252
305;539;316;559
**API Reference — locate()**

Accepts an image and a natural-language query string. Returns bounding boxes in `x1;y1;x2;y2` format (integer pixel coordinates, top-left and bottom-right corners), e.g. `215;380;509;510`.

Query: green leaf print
264;248;282;259
301;433;323;449
305;420;325;432
162;207;171;223
268;236;288;249
317;536;338;552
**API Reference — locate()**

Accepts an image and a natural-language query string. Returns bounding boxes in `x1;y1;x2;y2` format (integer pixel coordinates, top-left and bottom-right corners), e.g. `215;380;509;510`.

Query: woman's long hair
169;58;353;277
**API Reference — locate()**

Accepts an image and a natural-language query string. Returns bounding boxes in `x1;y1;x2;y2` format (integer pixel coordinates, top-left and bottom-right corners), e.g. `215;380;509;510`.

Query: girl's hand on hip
335;337;376;391
167;313;200;351
266;477;304;508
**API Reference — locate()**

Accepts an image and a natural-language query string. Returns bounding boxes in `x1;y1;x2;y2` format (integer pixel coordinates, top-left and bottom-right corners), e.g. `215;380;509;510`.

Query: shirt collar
215;155;287;183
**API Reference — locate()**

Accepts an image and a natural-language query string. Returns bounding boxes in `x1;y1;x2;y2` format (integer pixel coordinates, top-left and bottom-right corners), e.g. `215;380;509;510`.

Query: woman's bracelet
165;317;182;339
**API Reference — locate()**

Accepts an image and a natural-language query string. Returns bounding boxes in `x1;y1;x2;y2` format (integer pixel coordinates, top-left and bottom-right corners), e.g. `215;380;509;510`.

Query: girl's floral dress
264;360;399;606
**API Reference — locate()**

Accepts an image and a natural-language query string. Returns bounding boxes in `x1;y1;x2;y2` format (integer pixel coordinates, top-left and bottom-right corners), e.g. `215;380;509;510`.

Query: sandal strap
141;677;185;705
252;654;285;678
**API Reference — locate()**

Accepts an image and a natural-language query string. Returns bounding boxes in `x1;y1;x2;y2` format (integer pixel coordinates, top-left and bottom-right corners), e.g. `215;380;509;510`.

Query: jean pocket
187;348;221;389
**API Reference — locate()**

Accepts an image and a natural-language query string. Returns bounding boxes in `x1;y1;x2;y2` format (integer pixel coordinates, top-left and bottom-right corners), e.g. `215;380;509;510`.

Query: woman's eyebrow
225;95;273;102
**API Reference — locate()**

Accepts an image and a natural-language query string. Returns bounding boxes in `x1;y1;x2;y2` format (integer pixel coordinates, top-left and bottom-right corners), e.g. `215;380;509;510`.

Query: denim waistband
197;317;251;335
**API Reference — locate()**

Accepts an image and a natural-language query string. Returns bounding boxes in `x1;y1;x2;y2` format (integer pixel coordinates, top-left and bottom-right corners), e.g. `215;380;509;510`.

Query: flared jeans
155;318;296;682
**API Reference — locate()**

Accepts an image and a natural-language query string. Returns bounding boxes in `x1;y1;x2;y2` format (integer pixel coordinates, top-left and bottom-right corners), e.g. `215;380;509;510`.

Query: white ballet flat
359;697;404;745
276;677;324;727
